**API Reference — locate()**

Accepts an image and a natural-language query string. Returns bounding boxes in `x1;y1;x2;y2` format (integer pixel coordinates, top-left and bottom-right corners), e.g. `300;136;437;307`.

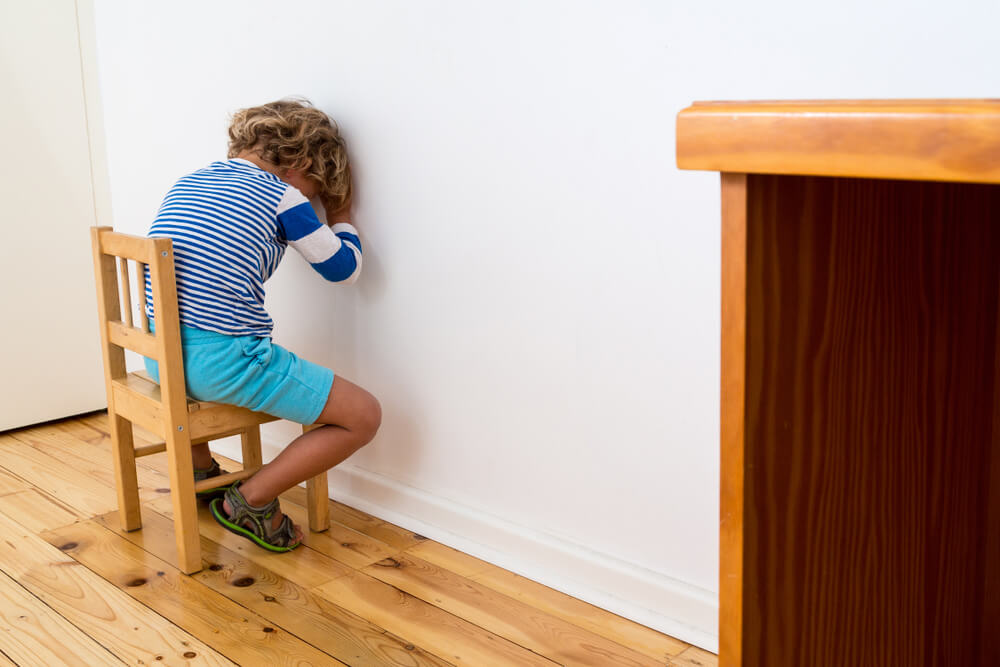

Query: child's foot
222;496;304;544
209;482;303;551
193;459;229;501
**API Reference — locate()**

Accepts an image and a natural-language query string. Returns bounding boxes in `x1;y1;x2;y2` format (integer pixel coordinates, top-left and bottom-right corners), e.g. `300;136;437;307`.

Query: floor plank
0;434;115;517
0;568;121;667
669;645;719;667
42;519;341;666
363;552;662;666
283;485;428;550
10;424;172;504
408;541;689;661
472;567;690;661
0;489;79;533
314;571;559;666
0;466;29;496
0;512;233;666
103;505;455;667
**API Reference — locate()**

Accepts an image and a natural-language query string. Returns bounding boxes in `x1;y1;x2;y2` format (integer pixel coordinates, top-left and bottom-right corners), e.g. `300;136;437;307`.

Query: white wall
87;0;1000;651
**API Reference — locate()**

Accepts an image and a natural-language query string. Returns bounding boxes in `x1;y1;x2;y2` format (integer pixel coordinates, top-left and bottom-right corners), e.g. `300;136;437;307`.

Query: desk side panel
742;175;1000;666
720;173;748;667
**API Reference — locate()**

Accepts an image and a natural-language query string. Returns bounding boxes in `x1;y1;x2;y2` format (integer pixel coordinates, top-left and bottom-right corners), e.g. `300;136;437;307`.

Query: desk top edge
683;99;1000;114
677;99;1000;184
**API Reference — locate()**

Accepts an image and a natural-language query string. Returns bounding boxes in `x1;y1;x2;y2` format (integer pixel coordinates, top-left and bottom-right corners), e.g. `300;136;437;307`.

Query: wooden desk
677;100;1000;667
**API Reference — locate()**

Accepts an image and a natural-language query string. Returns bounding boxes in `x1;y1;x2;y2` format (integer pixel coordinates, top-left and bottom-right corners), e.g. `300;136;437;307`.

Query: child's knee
356;393;382;442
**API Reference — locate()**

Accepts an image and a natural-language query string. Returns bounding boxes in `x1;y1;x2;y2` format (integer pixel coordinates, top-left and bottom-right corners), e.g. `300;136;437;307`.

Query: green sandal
194;459;229;501
209;482;301;552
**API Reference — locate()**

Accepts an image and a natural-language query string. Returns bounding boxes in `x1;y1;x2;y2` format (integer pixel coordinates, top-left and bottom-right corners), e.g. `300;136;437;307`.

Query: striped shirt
144;158;361;336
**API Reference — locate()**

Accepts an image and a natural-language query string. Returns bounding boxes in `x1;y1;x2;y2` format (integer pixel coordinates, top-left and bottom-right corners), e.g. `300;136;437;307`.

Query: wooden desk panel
736;174;1000;666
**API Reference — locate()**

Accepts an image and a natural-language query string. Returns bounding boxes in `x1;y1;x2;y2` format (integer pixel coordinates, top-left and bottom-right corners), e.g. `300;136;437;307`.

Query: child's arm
276;188;361;284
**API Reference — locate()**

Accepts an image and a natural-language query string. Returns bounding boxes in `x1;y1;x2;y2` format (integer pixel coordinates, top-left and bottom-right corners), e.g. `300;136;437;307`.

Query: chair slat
188;403;280;441
107;322;158;359
133;442;166;458
98;229;155;263
135;428;248;459
193;468;261;493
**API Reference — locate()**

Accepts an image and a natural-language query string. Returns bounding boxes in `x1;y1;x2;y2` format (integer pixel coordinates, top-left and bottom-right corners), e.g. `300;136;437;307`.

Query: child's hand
321;162;353;224
321;188;352;224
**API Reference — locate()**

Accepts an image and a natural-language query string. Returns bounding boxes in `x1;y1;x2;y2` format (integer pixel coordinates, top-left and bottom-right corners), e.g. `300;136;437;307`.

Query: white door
0;0;107;430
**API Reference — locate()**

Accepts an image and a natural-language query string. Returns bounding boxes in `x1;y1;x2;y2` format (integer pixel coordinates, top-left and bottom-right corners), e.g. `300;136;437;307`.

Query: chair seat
131;370;204;412
113;370;280;441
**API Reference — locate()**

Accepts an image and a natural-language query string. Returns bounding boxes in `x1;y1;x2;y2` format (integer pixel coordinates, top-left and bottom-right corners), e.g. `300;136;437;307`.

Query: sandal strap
193;458;222;481
224;483;296;548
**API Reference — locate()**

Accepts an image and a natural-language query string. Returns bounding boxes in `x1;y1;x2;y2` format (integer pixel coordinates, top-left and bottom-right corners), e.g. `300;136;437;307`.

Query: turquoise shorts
143;324;334;425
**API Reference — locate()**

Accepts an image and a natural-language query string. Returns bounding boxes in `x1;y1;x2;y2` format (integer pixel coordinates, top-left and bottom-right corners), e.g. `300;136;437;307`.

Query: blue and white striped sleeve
276;187;362;284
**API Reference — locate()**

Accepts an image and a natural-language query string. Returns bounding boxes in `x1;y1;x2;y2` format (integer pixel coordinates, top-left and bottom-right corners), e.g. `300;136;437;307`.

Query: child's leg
192;443;213;469
224;375;381;534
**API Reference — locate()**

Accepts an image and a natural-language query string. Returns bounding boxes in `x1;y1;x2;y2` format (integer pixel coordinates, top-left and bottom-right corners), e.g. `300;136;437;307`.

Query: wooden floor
0;412;716;666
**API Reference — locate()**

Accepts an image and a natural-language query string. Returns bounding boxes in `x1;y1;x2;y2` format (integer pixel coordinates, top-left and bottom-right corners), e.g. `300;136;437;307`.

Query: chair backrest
90;226;190;435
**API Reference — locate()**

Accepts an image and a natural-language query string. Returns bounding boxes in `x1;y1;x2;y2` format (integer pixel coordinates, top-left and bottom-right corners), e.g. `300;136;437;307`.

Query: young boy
143;99;381;551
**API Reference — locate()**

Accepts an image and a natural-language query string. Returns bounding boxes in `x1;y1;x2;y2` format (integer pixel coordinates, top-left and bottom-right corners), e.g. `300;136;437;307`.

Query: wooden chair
90;226;330;574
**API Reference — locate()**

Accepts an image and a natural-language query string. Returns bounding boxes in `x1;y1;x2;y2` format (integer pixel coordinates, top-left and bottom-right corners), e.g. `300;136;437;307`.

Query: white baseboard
213;433;719;653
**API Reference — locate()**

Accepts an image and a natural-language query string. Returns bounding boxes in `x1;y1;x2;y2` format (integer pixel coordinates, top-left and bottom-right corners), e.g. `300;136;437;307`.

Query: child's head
227;98;351;210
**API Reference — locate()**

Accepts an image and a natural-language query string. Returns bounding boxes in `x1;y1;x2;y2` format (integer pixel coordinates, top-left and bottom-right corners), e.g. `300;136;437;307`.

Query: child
143;99;381;551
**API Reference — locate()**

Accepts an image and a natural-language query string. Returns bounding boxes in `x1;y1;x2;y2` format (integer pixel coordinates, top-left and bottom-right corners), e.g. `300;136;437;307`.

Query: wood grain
676;100;1000;184
983;285;1000;667
0;489;78;533
0;569;119;667
42;519;343;666
408;541;689;662
719;172;747;667
0;512;232;666
0;433;115;517
281;484;428;551
406;541;494;578
281;501;401;569
96;228;155;264
669;645;719;667
315;571;559;666
363;553;662;666
740;175;1000;665
99;506;451;667
0;466;29;496
8;425;170;505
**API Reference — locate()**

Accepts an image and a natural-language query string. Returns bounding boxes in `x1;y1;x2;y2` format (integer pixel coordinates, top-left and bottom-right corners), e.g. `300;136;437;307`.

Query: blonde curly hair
227;98;351;212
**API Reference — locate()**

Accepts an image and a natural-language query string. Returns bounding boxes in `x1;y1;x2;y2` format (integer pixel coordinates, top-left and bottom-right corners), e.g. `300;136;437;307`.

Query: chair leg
306;472;330;532
165;428;202;574
109;413;142;531
241;426;263;471
303;424;330;532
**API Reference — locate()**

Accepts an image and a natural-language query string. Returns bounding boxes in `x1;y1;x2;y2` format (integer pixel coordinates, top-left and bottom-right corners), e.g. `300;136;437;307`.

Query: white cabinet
0;0;107;430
